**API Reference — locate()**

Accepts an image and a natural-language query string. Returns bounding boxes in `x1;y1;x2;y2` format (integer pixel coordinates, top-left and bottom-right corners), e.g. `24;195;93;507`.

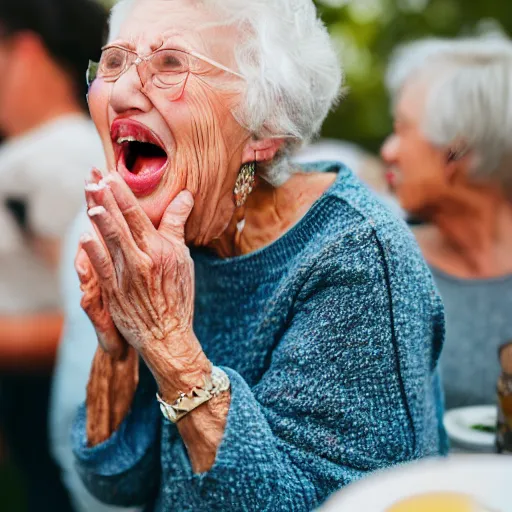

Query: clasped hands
77;169;211;446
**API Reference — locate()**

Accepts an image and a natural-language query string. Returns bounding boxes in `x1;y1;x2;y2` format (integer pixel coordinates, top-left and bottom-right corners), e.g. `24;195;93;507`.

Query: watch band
156;366;230;423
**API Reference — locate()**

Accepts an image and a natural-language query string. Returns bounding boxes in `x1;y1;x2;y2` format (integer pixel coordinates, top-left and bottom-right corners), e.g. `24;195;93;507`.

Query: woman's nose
381;134;399;164
109;65;152;115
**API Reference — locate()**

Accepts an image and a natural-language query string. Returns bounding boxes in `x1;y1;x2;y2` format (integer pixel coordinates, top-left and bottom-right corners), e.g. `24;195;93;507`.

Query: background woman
382;37;512;410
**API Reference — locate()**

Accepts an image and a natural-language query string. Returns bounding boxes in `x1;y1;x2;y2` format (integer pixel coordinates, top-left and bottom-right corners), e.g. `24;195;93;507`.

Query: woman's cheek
161;100;211;191
88;81;107;126
88;81;115;162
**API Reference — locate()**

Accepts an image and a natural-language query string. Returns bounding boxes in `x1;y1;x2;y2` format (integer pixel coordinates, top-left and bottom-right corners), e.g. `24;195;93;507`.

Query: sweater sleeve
73;231;442;510
72;359;161;507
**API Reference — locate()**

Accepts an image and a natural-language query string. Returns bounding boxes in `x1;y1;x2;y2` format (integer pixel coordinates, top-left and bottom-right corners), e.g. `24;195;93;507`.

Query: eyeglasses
87;45;244;96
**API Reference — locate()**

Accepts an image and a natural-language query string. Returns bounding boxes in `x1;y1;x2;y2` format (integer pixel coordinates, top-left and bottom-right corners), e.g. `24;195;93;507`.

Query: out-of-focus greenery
316;0;511;152
99;0;511;152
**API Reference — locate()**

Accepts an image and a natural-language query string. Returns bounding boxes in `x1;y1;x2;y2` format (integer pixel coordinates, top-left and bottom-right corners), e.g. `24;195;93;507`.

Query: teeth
117;136;138;144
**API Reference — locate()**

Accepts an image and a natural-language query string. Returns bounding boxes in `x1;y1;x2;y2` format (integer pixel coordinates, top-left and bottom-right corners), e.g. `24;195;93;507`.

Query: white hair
108;0;135;41
108;0;342;185
386;37;512;188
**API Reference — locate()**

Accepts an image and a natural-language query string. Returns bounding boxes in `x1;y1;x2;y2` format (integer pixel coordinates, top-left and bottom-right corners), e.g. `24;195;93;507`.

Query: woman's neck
415;186;512;278
211;171;337;258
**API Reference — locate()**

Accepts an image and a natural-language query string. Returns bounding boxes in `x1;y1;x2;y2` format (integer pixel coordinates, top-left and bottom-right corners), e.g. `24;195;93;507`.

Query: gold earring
234;162;256;208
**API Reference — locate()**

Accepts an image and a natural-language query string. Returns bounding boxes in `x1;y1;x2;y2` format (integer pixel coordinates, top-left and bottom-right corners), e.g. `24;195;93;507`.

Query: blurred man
0;1;107;510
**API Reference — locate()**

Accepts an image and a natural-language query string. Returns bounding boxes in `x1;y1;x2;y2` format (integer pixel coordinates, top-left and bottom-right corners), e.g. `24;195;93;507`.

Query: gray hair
386;37;512;188
108;0;342;185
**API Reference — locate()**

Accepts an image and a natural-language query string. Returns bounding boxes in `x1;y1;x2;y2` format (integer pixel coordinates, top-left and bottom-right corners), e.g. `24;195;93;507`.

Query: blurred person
295;138;404;217
294;138;368;171
0;0;107;510
381;37;512;410
68;0;446;510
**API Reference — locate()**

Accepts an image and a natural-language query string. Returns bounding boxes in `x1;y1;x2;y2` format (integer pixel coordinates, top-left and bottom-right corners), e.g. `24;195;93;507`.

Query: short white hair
108;0;342;185
386;37;512;188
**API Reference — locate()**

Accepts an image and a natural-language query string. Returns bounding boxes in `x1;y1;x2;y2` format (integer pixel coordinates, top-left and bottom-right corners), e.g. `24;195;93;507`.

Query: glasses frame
87;44;244;87
85;43;296;140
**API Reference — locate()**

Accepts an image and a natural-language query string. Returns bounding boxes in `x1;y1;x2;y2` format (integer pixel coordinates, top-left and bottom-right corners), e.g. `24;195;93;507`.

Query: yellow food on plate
387;492;491;512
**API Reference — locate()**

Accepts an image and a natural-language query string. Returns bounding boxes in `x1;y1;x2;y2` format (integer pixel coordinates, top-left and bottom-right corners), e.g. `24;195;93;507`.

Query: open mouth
385;168;400;190
120;139;168;175
111;119;169;195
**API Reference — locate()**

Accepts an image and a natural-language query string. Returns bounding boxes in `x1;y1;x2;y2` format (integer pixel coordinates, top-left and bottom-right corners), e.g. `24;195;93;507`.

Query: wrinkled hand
76;243;139;446
79;172;229;470
76;246;126;359
81;170;209;400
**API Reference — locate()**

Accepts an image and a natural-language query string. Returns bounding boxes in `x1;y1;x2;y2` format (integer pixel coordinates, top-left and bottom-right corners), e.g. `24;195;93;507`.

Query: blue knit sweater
73;163;447;511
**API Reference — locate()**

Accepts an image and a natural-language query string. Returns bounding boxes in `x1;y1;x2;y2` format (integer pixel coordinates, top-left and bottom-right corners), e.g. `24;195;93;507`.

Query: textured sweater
73;163;448;511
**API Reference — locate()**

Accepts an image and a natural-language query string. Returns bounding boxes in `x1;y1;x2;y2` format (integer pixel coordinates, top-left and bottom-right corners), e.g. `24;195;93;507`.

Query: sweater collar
192;162;351;284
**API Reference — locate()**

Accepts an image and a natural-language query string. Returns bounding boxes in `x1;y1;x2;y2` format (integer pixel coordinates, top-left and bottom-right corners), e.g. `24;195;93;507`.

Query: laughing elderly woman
72;0;447;509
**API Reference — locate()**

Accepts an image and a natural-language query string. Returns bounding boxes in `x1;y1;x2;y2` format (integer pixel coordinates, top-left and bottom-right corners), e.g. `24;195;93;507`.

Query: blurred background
0;0;510;509
317;0;510;152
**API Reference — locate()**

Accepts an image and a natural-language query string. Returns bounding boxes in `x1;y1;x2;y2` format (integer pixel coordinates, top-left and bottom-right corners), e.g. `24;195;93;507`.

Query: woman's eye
106;55;122;69
101;50;125;71
157;51;187;72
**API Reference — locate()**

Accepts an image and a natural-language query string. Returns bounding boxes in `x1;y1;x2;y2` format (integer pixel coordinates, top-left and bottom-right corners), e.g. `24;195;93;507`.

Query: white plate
444;405;497;452
320;455;512;512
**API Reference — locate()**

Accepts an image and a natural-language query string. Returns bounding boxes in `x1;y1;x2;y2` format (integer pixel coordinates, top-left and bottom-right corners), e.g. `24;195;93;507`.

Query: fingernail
88;206;107;217
80;233;94;244
103;175;117;186
85;182;106;192
76;264;87;276
178;190;194;205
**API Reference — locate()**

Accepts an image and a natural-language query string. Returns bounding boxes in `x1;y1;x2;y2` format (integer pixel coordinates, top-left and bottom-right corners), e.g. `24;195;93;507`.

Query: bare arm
0;232;64;370
142;332;229;474
177;395;230;473
0;312;63;370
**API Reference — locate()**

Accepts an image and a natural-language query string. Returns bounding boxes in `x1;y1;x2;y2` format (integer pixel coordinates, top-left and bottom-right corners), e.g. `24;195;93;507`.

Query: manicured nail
76;264;87;276
85;182;106;192
80;232;94;244
88;206;107;217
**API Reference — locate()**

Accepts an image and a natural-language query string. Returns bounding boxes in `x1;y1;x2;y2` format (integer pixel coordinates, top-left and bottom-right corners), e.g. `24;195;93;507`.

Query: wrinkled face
88;0;250;244
380;78;451;217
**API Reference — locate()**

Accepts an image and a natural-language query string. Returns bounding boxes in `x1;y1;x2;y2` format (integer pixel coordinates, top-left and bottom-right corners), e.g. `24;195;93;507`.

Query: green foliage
316;0;511;152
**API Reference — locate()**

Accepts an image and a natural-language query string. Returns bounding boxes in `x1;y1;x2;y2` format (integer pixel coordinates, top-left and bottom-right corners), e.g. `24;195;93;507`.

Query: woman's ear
445;145;472;184
242;138;285;164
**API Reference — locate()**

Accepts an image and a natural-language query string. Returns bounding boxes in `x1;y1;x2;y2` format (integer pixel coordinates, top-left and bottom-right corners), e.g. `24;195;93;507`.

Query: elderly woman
381;38;512;410
72;0;447;509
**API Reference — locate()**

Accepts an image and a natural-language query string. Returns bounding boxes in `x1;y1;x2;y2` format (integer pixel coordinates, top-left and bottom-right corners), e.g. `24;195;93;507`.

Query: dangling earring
233;162;256;208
